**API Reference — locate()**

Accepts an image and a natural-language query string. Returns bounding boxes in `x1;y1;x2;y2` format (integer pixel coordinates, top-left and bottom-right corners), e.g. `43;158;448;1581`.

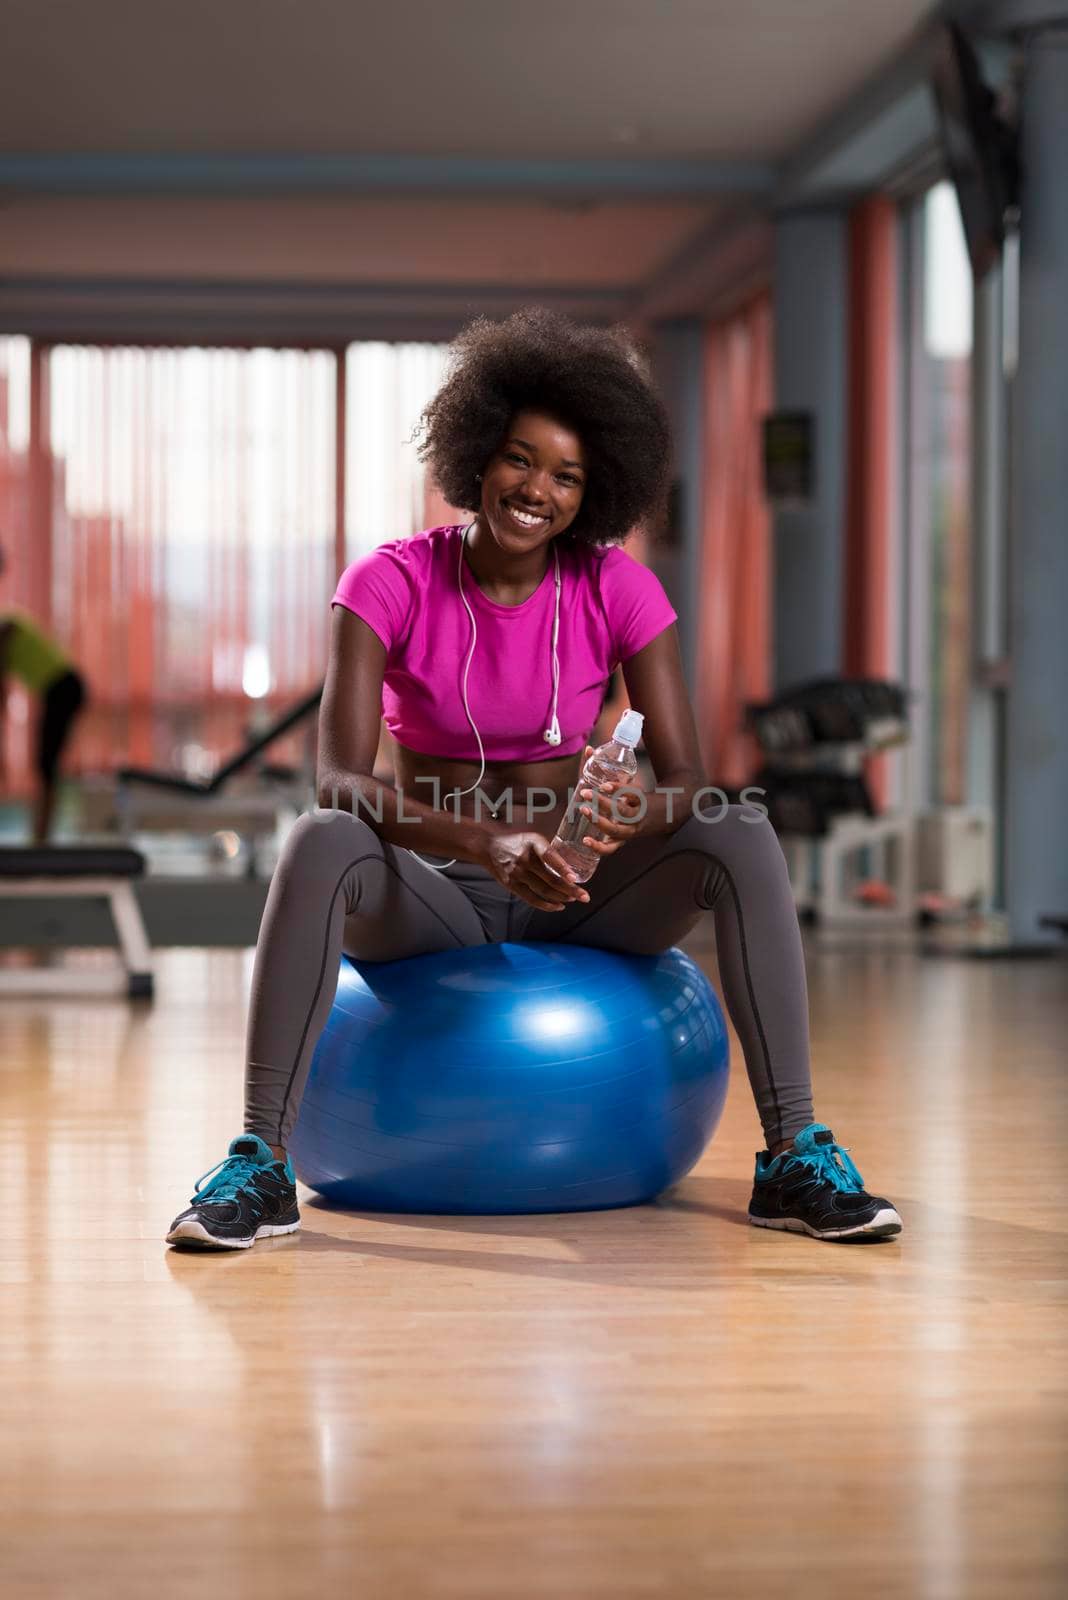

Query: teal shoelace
782;1138;865;1194
193;1152;263;1204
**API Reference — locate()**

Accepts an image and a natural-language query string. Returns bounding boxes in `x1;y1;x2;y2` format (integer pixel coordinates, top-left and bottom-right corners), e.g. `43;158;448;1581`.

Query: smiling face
477;409;587;551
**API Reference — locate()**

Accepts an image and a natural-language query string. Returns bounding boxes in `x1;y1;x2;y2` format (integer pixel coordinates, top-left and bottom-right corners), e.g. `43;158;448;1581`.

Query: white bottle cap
613;710;645;747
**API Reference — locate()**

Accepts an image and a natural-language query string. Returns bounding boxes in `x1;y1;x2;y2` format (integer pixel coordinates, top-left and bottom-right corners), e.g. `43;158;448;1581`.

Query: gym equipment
290;941;730;1215
78;685;322;874
746;677;915;925
0;845;153;997
748;678;909;754
115;684;322;798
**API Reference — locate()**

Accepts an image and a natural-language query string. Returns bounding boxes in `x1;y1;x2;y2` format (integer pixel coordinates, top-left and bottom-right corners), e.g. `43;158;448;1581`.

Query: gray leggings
244;803;815;1150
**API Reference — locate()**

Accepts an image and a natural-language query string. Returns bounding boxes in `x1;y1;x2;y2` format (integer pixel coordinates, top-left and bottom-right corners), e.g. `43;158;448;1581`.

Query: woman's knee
674;801;786;874
276;808;384;881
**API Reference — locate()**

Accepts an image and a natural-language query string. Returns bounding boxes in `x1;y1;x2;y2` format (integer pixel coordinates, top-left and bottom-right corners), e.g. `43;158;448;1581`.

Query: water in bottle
548;710;645;883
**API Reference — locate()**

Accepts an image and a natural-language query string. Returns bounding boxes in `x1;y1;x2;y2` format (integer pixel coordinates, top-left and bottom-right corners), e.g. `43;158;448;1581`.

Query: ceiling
0;0;945;340
3;0;938;160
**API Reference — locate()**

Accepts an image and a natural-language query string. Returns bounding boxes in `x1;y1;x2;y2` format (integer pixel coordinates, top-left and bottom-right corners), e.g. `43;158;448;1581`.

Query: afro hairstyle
414;306;673;547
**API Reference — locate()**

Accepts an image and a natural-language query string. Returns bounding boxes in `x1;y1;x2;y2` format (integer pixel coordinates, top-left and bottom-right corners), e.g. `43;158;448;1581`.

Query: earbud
544;728;562;746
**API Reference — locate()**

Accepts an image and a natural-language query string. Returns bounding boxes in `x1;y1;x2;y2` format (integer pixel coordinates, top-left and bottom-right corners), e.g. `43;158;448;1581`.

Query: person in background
0;547;87;844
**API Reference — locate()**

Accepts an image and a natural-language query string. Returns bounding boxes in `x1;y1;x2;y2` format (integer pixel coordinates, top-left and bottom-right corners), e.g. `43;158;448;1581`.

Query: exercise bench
0;846;153;998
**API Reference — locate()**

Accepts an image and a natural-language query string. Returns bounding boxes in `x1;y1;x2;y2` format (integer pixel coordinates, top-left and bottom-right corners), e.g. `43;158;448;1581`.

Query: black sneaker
748;1123;902;1242
166;1134;301;1250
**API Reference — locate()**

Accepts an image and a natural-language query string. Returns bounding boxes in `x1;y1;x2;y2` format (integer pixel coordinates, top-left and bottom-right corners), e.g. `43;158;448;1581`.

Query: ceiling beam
0;273;634;345
775;21;946;206
0;153;776;200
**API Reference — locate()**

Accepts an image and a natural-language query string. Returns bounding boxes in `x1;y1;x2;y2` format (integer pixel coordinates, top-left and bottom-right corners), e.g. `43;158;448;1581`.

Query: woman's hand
482;830;592;913
574;744;647;859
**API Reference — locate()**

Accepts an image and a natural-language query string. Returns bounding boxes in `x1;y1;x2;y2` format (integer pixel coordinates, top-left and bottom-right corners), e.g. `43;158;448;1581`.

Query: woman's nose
518;470;550;502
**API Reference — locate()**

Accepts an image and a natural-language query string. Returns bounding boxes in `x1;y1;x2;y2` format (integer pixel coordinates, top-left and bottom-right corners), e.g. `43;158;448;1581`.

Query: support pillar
1004;24;1068;944
772;211;848;689
648;318;704;691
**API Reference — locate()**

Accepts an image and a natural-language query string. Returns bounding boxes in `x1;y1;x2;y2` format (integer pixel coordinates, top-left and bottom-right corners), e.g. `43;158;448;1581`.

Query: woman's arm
565;617;700;844
316;606;508;865
577;625;708;849
619;623;709;837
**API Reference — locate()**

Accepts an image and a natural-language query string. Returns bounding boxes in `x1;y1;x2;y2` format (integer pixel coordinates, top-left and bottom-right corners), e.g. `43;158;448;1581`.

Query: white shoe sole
749;1205;902;1241
165;1218;301;1250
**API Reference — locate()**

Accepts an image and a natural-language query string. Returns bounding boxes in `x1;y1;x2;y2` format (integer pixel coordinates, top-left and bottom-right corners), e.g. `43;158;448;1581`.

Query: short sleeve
597;546;678;665
331;542;414;654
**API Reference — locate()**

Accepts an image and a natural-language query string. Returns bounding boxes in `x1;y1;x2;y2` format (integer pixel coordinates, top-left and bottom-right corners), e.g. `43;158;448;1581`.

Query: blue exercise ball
290;941;730;1215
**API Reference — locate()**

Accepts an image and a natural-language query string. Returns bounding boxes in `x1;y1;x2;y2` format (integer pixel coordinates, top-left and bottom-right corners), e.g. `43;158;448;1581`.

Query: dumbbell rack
779;736;916;927
748;683;916;928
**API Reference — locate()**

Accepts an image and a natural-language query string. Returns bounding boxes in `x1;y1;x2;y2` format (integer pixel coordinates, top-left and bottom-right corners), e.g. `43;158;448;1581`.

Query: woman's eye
503;452;579;485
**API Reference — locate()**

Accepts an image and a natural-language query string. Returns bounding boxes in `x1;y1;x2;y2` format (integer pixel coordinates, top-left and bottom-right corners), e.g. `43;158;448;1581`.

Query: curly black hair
414;306;673;547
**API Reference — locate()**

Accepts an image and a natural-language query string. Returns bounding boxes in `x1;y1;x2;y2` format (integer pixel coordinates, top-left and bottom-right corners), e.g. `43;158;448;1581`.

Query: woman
0;549;88;845
167;308;901;1250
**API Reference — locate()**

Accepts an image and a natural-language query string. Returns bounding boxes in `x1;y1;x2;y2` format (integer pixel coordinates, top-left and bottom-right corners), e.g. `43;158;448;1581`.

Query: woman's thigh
515;825;709;953
336;835;505;961
516;804;773;954
37;671;86;781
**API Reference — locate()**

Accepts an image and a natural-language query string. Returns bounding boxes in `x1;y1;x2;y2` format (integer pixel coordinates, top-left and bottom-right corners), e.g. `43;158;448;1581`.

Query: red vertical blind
845;198;897;680
696;294;773;787
0;337;32;584
2;339;458;794
0;338;34;795
845;198;899;807
45;344;337;777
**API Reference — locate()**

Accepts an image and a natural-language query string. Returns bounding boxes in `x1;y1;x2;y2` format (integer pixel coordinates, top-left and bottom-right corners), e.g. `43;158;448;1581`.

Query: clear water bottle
548;710;645;883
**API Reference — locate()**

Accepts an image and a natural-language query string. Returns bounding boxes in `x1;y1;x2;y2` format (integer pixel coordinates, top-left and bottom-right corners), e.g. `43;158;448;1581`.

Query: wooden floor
1;932;1066;1600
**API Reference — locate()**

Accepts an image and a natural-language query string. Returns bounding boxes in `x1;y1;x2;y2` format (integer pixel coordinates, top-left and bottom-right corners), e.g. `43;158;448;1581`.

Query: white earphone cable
544;557;562;747
408;524;562;873
407;525;484;871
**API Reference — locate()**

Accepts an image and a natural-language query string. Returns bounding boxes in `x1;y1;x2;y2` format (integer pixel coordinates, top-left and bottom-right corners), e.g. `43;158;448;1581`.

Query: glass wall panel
47;344;336;775
3;337;457;798
905;181;974;807
345;341;455;561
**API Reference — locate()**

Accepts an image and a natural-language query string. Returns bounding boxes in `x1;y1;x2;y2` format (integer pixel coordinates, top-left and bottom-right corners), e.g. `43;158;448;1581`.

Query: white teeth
508;504;547;527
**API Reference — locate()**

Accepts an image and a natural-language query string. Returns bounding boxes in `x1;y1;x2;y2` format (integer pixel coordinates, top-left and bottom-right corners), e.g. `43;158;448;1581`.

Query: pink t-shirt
331;523;677;762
